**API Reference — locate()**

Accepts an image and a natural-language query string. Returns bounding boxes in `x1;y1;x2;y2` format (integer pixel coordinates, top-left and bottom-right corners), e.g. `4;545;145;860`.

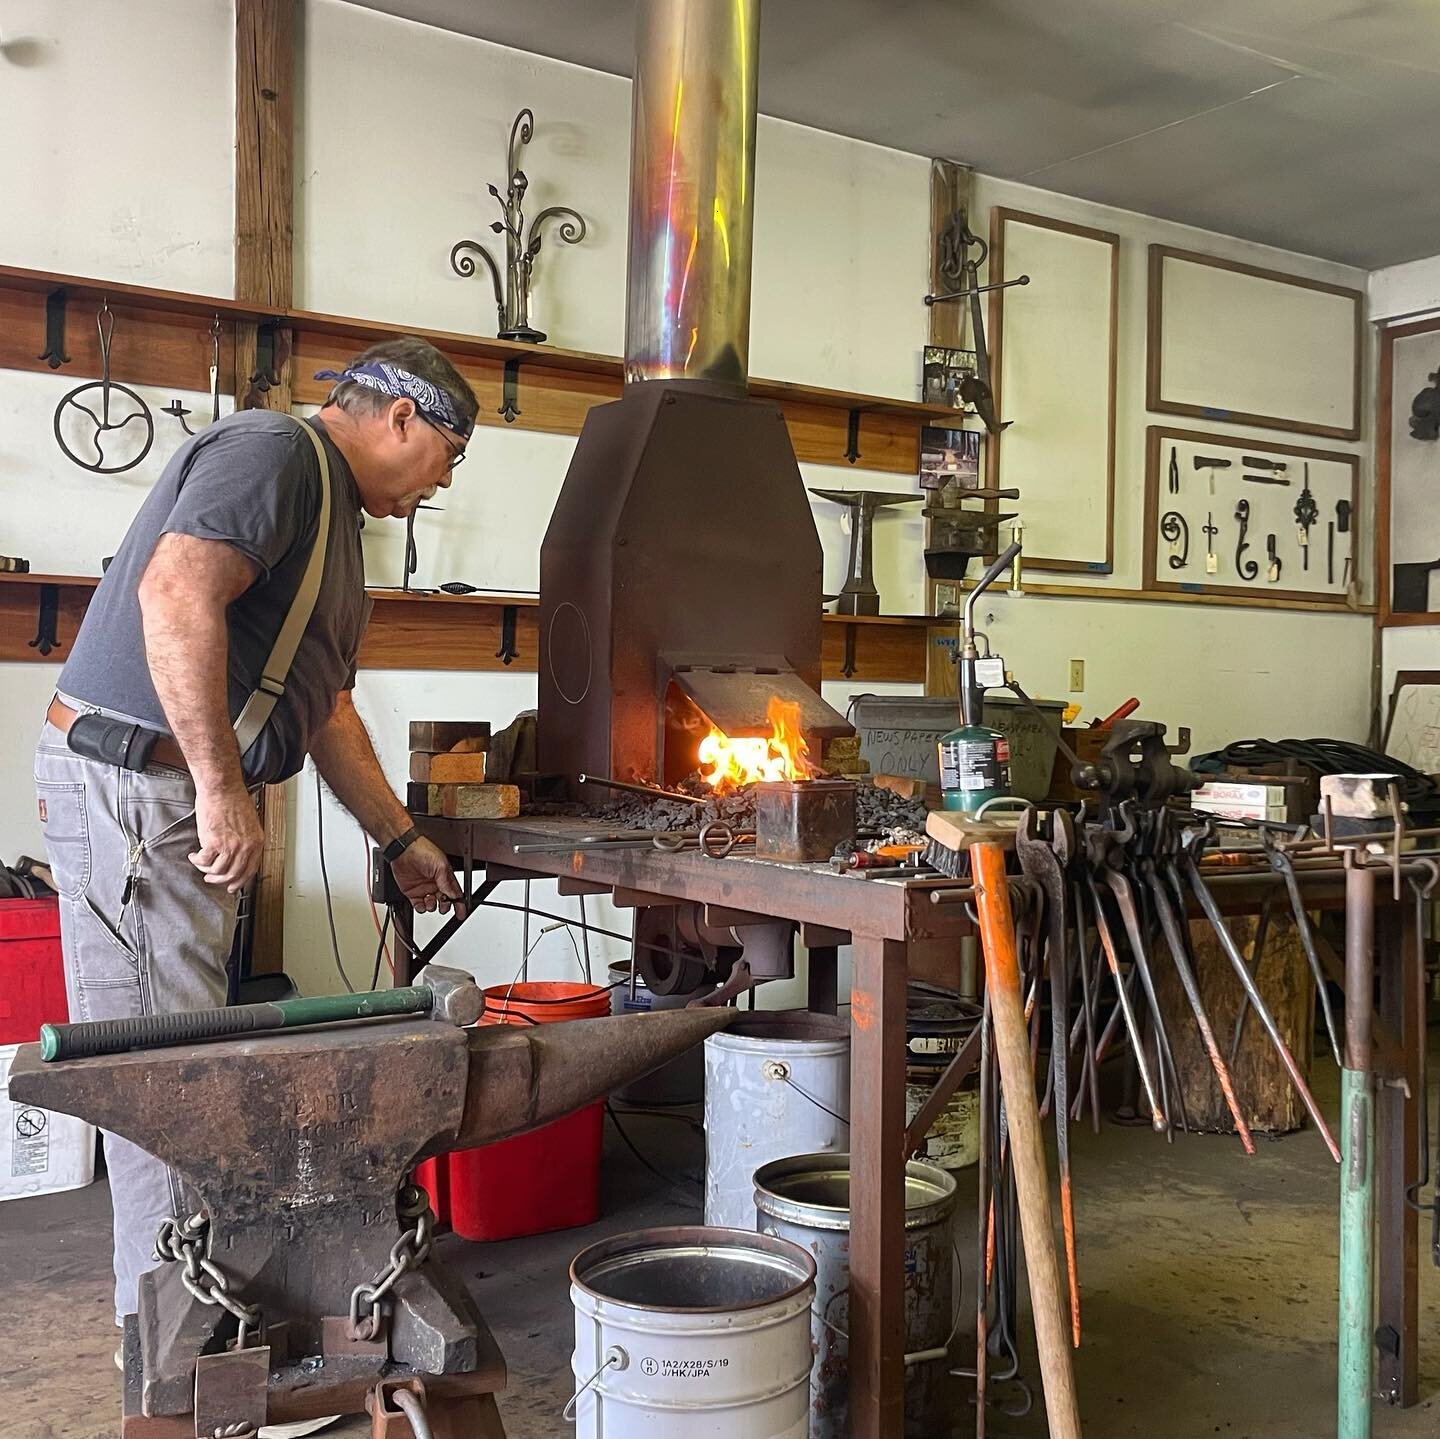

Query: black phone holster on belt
66;712;160;772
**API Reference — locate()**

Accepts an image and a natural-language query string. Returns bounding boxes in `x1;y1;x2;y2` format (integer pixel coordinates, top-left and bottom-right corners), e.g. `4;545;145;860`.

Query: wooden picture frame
1377;314;1440;627
985;208;1118;574
1147;245;1363;442
1142;426;1359;607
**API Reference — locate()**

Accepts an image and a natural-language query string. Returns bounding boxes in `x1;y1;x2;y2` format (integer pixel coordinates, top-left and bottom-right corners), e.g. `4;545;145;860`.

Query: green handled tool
39;963;484;1061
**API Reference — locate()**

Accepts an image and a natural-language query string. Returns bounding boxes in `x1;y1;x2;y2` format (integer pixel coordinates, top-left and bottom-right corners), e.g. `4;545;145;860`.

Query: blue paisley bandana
314;361;473;438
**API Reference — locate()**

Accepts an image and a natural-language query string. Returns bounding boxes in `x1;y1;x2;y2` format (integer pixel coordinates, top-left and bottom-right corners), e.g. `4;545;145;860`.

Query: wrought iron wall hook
38;288;71;369
163;315;225;437
53;299;154;475
449;107;587;344
1234;498;1257;580
1159;510;1189;569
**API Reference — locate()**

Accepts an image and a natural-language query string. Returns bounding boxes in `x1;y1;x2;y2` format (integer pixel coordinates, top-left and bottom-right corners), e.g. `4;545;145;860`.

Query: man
34;337;472;1379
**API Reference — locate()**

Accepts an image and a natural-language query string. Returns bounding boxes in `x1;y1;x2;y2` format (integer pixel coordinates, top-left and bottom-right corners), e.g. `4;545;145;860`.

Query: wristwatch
383;826;421;864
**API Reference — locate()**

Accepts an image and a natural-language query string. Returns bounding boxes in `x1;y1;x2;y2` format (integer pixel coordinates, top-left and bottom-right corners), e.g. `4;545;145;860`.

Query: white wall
0;0;1378;1000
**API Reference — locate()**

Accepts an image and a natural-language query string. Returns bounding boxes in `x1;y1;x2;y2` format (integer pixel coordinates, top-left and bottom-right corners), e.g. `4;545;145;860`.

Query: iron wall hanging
53;300;154;474
449;109;587;344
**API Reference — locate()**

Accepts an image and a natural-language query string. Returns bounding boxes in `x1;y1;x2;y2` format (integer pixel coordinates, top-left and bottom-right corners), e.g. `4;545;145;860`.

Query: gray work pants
33;722;240;1323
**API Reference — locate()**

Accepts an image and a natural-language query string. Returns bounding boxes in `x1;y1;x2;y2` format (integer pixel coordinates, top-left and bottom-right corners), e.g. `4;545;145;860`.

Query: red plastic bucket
0;898;67;1044
445;981;612;1243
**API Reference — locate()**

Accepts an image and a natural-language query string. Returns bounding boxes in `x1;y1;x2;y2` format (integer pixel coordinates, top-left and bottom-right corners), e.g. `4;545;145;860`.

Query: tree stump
1150;912;1317;1135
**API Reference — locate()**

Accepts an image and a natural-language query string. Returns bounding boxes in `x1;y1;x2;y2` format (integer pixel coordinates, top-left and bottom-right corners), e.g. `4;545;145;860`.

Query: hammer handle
40;985;433;1061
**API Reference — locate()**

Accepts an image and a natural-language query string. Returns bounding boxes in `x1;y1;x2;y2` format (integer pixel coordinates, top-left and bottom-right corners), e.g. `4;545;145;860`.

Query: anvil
809;487;924;616
10;1003;735;1434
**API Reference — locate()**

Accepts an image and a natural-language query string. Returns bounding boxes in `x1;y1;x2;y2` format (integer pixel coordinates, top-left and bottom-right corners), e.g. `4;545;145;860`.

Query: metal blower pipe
624;0;761;388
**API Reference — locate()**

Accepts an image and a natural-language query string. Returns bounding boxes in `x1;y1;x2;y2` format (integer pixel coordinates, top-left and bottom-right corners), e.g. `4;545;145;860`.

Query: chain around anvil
154;1213;263;1346
348;1184;435;1342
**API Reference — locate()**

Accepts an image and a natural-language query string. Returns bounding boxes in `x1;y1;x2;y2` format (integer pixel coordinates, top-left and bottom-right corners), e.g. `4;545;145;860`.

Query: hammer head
415;963;485;1027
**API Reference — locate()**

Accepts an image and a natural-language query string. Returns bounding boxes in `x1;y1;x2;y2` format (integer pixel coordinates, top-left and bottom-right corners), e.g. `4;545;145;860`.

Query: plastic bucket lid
483;980;613;1026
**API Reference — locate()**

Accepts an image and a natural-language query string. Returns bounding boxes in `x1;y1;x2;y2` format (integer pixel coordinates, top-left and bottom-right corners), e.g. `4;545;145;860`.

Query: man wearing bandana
33;337;477;1409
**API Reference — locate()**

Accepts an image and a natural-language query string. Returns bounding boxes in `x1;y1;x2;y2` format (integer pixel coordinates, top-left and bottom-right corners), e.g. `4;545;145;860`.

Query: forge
537;0;851;798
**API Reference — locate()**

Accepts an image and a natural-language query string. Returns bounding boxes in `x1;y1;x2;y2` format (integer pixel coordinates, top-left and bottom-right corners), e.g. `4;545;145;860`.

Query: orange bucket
443;981;612;1242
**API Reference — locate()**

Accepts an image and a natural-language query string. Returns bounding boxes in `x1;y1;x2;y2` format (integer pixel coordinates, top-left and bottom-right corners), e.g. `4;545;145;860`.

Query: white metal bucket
753;1152;958;1439
609;962;706;1105
569;1226;816;1437
703;1011;850;1229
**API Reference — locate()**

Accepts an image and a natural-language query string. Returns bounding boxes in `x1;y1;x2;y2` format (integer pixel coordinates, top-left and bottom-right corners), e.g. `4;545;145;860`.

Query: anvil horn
448;1006;736;1152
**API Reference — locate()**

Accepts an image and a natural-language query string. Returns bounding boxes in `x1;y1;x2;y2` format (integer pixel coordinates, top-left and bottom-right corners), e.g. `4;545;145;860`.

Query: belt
46;697;190;773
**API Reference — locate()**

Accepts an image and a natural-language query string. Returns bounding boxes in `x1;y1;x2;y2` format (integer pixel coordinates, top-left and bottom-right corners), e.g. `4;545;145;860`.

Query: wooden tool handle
970;839;1083;1439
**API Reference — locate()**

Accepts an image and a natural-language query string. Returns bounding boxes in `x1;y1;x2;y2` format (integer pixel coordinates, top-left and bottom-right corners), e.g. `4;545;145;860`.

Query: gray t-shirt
60;411;371;783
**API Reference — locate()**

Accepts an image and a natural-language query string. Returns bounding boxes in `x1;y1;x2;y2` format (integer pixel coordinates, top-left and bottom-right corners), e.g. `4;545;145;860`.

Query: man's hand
190;784;265;892
391;837;465;915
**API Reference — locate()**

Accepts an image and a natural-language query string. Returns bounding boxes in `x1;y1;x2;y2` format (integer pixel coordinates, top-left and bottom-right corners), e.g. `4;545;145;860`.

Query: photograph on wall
919;425;981;491
922;346;977;409
1386;328;1440;615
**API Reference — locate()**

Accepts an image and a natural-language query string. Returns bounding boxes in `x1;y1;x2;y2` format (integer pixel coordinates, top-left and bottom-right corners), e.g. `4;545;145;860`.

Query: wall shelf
0;263;956;476
0;573;930;683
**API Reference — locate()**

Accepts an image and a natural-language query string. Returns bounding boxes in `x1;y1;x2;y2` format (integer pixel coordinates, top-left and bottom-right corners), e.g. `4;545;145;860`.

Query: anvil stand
809;488;923;615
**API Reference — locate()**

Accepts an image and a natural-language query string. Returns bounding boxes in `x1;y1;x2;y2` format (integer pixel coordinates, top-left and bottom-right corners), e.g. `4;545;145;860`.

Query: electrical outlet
1068;659;1085;693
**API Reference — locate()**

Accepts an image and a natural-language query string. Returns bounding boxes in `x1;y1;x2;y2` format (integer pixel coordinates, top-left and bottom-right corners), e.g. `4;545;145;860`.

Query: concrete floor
3;1063;1439;1439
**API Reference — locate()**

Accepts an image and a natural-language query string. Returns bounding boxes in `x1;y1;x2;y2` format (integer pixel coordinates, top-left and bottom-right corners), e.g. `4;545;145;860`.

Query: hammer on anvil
38;962;485;1060
809;487;924;616
10;996;737;1428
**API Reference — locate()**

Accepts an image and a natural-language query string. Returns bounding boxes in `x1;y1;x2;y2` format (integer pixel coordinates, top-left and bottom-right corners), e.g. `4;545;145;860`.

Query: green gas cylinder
938;720;1011;812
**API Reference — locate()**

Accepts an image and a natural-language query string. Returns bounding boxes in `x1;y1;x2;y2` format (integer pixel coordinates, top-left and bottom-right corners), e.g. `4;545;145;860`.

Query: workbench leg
1376;898;1421;1407
848;936;907;1439
391;899;418;986
808;944;839;1014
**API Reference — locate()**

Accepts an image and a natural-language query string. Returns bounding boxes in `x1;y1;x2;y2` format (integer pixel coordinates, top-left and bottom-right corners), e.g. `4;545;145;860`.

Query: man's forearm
309;693;411;846
141;588;246;797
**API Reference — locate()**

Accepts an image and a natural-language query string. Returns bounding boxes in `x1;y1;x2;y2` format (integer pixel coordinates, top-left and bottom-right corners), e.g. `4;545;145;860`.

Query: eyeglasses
421;414;467;470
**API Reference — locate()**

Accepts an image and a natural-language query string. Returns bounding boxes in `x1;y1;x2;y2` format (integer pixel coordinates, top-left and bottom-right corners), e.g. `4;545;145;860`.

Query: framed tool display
1142;426;1359;605
986;209;1117;573
1147;246;1363;441
1377;314;1440;625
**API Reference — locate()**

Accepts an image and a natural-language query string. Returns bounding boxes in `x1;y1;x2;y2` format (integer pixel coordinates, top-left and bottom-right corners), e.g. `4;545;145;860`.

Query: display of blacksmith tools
1234;498;1258;580
1159;510;1188;569
923;484;1019;582
923;207;1019;434
10;970;735;1437
1335;497;1353;588
1266;534;1282;583
1294;464;1318;570
810;486;924;614
162;315;223;436
1244;473;1291;486
1243;456;1287;472
1203;512;1219;574
1193;454;1232;472
53;300;155;474
1167;445;1180;495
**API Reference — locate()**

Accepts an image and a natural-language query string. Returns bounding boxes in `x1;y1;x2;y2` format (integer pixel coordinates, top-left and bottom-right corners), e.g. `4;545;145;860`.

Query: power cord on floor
605;1103;703;1199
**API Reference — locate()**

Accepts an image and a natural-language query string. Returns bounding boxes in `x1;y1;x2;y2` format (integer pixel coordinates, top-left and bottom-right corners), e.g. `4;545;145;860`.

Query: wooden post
847;935;907;1438
235;0;296;973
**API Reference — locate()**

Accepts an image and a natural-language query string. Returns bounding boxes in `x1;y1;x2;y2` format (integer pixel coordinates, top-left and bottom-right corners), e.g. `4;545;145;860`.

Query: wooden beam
235;0;296;974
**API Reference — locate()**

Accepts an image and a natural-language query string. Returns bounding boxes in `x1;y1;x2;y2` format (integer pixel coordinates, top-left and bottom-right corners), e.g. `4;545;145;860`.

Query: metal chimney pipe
623;0;761;390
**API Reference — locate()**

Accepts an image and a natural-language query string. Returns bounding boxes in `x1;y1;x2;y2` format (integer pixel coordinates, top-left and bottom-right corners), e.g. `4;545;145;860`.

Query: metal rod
1144;864;1255;1154
923;274;1031;306
1086;875;1166;1132
1339;860;1376;1439
1183;853;1341;1162
577;773;703;805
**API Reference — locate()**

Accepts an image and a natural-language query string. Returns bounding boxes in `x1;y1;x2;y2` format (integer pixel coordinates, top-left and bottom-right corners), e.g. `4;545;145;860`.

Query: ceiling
348;0;1440;270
